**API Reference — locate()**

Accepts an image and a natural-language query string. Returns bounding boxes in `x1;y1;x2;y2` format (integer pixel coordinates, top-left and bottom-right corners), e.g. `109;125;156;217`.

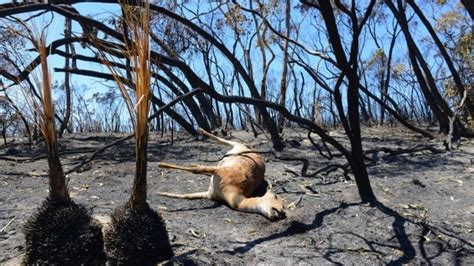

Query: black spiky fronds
104;202;173;265
23;197;106;265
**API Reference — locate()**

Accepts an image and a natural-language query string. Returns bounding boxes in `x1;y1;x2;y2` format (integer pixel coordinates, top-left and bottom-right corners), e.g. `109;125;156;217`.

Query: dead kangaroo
158;128;286;221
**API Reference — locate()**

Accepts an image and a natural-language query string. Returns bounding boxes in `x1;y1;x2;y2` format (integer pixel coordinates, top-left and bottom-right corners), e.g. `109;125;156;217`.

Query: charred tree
301;0;377;202
58;17;72;137
277;0;291;133
385;0;467;140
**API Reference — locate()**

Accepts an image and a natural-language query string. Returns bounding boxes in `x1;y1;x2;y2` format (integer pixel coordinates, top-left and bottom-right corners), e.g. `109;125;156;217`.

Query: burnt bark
461;0;474;20
277;0;291;132
315;0;377;203
407;0;474;126
385;0;464;136
58;17;72;137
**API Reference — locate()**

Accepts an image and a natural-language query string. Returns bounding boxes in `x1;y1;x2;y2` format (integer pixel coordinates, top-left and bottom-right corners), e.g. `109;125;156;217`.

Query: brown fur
158;128;286;221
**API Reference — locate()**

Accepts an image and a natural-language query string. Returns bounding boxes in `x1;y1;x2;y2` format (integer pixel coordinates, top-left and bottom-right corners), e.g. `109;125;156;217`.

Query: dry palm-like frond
101;1;173;264
36;32;69;200
92;0;153;208
122;1;152;207
91;4;152;133
22;31;105;265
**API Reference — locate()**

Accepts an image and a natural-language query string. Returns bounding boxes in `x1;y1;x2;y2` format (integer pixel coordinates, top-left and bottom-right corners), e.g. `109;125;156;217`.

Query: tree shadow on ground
373;201;472;265
164;249;199;265
221;199;470;264
372;201;416;265
165;202;221;213
321;231;395;264
224;202;358;256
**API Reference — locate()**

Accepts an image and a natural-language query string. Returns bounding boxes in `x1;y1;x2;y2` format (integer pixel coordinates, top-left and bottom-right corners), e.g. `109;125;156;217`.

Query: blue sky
0;1;468;128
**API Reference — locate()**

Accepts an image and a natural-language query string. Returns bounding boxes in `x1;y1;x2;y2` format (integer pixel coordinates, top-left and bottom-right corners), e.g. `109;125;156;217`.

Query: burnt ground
0;127;473;265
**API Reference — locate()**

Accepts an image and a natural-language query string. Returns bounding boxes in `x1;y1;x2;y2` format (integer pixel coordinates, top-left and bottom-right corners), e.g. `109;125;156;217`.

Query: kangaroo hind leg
159;162;218;176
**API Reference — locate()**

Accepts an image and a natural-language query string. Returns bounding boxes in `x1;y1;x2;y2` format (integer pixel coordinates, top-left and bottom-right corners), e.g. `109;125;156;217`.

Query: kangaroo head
259;190;286;221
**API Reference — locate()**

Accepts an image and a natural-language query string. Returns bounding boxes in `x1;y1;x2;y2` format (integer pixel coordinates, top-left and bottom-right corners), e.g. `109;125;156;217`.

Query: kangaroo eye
274;195;278;200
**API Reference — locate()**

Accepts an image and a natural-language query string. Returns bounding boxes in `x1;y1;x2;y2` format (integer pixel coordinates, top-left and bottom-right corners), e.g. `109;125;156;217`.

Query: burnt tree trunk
408;0;474;131
317;0;377;203
58;17;72;137
386;0;465;137
461;0;474;20
277;0;291;133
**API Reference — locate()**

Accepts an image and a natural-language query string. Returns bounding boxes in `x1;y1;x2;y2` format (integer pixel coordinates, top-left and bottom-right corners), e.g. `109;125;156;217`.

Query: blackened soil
0;128;473;264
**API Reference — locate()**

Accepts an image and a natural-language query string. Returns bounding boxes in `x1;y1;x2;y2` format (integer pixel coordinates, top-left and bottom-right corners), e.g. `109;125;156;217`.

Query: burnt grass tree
22;34;105;264
99;2;173;264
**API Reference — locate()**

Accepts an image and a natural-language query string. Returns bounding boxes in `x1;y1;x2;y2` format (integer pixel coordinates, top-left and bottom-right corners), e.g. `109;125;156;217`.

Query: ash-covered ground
1;127;473;264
